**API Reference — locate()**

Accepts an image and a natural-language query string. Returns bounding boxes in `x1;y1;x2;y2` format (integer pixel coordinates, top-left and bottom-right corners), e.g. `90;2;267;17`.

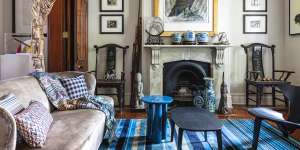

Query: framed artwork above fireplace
153;0;218;36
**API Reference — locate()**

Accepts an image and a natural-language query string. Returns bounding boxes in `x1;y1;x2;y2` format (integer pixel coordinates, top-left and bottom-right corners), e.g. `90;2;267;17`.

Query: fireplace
163;60;211;105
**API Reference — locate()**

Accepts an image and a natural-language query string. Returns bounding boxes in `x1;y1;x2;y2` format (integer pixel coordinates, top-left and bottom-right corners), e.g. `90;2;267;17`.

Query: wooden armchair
248;84;300;149
93;44;129;111
241;43;295;107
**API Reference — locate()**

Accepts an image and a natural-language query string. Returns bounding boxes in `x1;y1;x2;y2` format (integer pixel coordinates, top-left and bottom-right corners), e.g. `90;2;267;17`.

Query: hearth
163;60;211;106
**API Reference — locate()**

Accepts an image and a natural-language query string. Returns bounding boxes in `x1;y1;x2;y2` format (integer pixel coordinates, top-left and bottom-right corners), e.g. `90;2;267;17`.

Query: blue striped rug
99;119;300;150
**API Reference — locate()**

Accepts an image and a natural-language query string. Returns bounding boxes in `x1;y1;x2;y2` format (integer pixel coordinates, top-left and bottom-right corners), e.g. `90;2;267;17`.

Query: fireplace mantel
144;44;232;67
144;44;233;109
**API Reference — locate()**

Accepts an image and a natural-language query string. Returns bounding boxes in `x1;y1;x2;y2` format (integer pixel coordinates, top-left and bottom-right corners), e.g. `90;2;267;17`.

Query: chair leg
204;131;207;142
256;86;261;107
252;117;262;150
272;87;276;107
246;83;249;107
170;119;175;142
216;130;222;150
177;128;184;150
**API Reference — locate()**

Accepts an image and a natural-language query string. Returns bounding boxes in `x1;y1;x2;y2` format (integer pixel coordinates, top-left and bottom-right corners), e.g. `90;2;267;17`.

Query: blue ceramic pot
196;32;209;44
183;31;195;42
204;78;216;112
172;33;182;44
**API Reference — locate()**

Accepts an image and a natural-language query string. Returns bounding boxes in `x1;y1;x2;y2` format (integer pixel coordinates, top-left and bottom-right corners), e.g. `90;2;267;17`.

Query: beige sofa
0;72;113;150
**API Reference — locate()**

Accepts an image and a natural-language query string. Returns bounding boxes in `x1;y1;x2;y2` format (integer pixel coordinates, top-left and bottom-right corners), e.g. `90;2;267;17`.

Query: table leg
204;131;207;142
216;130;222;150
153;104;162;143
146;104;153;140
170;119;175;142
162;104;167;140
178;128;184;150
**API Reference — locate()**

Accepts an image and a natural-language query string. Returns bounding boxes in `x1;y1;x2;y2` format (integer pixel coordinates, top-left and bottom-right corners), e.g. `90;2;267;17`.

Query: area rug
99;119;300;150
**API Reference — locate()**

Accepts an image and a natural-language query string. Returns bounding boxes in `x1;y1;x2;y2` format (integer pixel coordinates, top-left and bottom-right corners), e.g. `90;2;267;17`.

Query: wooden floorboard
116;105;300;140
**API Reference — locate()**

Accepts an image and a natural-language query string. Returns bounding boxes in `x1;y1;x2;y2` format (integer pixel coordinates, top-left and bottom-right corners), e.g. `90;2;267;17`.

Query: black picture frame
100;0;124;12
243;0;267;12
289;0;300;35
243;14;267;34
100;14;124;34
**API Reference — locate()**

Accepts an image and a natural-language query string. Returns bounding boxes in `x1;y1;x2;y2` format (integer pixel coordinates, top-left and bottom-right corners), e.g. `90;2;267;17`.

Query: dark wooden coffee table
170;107;223;150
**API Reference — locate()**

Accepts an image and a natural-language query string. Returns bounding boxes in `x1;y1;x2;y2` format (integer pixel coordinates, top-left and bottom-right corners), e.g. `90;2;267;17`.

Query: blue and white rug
99;119;300;150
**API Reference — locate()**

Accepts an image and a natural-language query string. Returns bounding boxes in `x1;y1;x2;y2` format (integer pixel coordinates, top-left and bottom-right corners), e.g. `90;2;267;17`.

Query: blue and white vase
196;32;209;44
172;33;182;44
183;31;195;43
204;77;216;112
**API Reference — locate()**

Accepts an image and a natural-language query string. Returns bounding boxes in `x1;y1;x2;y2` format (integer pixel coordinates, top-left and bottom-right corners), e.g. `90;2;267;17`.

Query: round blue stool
142;96;173;144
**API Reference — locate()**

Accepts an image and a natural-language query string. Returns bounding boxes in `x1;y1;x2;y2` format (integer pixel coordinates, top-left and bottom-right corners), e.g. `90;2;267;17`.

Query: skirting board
231;93;285;106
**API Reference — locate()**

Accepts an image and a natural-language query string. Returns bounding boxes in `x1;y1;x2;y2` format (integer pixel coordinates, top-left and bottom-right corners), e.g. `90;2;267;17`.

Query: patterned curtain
31;0;56;71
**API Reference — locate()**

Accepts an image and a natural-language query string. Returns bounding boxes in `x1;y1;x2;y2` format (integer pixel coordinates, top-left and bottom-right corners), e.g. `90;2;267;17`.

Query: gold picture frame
153;0;218;36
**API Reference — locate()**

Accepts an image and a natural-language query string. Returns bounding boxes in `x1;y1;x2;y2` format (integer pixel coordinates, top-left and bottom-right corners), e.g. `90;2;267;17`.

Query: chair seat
246;79;287;86
248;107;285;122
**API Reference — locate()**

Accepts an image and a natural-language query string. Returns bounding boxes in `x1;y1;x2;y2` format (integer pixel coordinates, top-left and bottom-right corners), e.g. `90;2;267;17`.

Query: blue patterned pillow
14;101;53;148
60;75;89;99
0;93;24;115
36;74;70;108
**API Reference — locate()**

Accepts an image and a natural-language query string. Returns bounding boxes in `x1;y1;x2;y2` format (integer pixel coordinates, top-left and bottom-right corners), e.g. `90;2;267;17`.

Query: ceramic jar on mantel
196;32;209;44
183;31;196;44
172;33;182;44
204;77;216;113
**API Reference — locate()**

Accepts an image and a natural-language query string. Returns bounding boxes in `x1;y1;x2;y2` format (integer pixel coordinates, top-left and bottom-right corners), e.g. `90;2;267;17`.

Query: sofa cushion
0;93;24;115
0;76;51;111
15;101;53;148
17;109;106;150
34;73;70;108
60;75;89;99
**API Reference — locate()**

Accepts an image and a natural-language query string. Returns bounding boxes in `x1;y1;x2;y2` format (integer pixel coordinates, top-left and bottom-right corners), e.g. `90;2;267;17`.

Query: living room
0;0;300;149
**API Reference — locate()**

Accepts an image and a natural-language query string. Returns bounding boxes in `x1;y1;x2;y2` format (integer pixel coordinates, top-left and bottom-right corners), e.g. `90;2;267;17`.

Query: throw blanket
31;72;116;140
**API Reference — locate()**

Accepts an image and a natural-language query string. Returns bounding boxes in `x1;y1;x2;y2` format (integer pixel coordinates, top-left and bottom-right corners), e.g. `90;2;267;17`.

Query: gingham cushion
0;93;24;115
60;75;89;99
14;101;53;148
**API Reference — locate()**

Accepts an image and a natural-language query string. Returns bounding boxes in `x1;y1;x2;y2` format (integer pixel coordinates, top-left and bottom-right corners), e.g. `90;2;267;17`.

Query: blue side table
142;96;173;144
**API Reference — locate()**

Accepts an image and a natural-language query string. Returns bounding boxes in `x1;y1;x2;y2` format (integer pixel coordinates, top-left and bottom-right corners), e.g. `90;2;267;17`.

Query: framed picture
153;0;218;36
100;0;124;12
12;0;33;33
243;15;267;34
244;15;268;34
100;14;124;34
243;0;267;12
289;0;300;35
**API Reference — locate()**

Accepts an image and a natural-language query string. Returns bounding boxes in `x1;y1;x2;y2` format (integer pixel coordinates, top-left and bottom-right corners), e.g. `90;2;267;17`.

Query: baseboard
231;93;285;106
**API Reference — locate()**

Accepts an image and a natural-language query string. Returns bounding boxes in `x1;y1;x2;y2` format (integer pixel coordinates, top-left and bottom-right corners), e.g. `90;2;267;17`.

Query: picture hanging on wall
100;0;124;12
289;0;300;35
243;0;267;12
243;15;267;34
153;0;218;36
100;14;124;34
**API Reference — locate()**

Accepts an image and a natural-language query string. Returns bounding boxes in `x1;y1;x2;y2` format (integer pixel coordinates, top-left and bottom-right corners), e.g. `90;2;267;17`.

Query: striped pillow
0;93;24;115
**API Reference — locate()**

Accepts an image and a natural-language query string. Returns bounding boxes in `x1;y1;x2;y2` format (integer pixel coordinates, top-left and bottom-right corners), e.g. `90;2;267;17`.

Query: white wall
142;0;285;105
284;0;300;85
88;0;139;104
0;0;12;55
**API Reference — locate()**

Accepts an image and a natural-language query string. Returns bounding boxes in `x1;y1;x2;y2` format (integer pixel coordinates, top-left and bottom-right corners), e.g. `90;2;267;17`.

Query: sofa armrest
53;71;96;95
0;107;17;150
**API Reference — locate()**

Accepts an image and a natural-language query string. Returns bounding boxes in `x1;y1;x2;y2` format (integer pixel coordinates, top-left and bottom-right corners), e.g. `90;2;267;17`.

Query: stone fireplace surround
144;45;233;109
163;60;211;104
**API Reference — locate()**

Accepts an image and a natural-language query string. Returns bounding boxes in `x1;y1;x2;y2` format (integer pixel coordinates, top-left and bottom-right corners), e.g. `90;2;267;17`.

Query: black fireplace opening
163;60;211;106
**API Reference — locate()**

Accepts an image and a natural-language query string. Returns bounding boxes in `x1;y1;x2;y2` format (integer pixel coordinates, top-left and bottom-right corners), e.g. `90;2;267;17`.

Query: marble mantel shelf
144;44;232;66
144;44;232;48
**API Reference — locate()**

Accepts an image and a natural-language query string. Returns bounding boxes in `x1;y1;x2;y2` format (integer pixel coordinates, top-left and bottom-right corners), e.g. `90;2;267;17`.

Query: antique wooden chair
248;84;300;150
93;44;129;111
241;43;294;107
